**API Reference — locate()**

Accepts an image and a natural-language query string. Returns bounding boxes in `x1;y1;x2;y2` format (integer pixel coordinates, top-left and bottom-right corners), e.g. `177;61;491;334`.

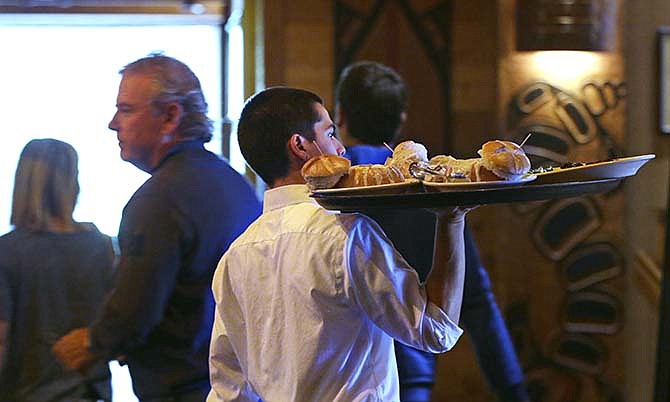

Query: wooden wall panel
334;0;453;154
349;2;447;154
624;0;670;400
263;0;334;106
450;0;498;156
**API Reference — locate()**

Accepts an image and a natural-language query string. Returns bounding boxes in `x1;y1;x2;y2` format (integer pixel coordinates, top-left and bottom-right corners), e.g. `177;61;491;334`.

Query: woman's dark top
0;225;114;402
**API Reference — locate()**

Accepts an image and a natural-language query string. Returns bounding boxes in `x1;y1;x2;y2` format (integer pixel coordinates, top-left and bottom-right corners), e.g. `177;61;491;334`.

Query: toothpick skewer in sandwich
475;140;531;181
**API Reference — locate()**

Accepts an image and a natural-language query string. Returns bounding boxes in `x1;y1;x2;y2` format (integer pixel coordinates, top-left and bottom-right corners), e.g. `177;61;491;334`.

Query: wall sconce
516;0;617;51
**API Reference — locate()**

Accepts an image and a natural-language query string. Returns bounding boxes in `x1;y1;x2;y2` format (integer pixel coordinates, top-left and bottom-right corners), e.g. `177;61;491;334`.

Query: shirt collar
263;184;320;213
152;140;205;173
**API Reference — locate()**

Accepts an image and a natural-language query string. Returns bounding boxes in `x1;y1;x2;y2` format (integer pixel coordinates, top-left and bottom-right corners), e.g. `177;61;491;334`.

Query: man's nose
108;113;118;131
337;142;346;156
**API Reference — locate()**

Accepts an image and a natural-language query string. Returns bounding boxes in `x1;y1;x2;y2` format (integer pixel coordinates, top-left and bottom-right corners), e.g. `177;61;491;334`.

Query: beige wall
263;0;334;107
625;0;670;400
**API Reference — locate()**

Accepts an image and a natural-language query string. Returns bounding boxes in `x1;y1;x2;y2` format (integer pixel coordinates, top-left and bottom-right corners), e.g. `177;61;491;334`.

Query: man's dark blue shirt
90;141;261;399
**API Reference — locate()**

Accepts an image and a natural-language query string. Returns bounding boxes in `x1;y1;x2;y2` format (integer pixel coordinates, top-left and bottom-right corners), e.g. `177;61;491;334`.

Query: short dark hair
238;87;323;185
335;61;408;144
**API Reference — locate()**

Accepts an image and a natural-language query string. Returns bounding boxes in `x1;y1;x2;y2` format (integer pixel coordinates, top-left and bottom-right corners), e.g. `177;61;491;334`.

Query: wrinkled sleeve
343;215;463;353
208;263;260;402
89;194;188;358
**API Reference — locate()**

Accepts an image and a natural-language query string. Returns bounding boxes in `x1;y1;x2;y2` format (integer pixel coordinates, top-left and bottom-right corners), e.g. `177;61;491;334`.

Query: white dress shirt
208;184;462;402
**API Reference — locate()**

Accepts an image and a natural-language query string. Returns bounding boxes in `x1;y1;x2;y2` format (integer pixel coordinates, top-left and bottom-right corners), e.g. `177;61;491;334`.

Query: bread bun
477;140;531;181
337;164;405;188
429;151;532;182
393;140;428;161
301;154;351;190
389;140;429;178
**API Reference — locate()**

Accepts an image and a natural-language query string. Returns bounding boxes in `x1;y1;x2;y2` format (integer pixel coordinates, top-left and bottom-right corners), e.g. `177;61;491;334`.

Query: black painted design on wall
506;79;627;402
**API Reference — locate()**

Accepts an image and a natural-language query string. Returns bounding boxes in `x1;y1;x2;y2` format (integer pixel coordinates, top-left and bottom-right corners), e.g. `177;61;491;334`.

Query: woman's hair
121;53;214;142
11;138;80;231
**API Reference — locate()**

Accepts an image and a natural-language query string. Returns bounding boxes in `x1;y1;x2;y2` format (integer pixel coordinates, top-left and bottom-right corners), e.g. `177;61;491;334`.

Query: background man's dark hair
238;87;323;185
335;61;408;145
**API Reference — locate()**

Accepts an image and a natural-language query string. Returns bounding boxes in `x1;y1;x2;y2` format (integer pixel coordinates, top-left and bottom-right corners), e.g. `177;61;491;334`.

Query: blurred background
0;1;668;401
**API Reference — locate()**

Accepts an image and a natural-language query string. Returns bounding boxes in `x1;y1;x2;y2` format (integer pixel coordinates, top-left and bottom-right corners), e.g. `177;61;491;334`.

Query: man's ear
287;133;311;162
160;102;184;136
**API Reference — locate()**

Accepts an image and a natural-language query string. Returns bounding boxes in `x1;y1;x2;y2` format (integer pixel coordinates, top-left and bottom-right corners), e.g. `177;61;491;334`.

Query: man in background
334;61;530;402
53;54;262;402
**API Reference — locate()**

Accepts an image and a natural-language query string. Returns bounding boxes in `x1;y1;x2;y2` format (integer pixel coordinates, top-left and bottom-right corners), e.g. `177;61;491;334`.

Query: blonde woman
0;138;114;402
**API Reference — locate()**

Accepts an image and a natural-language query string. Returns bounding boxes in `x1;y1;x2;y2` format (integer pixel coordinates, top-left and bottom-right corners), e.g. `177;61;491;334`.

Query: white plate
422;175;537;191
529;154;656;184
311;179;423;196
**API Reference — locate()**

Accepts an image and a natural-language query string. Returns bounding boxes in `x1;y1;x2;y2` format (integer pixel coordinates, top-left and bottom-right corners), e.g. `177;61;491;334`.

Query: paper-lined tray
311;178;622;211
